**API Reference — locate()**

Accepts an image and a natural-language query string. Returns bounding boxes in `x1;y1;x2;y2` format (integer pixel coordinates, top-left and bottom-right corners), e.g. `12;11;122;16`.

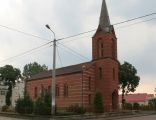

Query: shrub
1;105;9;112
124;103;132;110
93;91;103;113
34;91;51;115
133;103;140;110
15;94;33;114
149;98;156;110
66;104;86;114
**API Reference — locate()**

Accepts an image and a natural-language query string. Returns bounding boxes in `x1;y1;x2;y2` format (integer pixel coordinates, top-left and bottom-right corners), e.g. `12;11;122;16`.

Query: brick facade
26;0;119;112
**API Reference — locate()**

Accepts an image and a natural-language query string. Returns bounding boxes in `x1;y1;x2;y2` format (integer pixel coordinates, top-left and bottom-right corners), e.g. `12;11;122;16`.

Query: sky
0;0;156;94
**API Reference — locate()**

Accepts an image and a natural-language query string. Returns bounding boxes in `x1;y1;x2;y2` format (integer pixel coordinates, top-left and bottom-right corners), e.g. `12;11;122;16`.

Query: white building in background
0;85;8;107
11;81;25;107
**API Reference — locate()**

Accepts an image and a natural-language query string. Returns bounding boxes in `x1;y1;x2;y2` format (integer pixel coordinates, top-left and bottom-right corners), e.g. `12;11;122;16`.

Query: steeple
99;0;111;32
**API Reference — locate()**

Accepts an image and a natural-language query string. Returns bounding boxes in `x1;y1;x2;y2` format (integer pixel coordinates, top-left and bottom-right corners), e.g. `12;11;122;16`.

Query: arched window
113;68;115;80
48;85;51;93
112;39;115;58
88;77;91;90
88;94;91;105
56;85;60;97
34;87;38;98
99;67;103;79
64;84;68;97
98;39;104;58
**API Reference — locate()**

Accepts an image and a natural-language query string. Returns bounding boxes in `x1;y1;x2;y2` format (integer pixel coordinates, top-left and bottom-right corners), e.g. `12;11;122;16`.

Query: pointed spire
99;0;111;32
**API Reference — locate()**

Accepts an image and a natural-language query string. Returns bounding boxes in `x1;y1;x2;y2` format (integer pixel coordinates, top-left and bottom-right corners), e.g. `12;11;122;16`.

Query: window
113;68;115;80
48;86;51;93
64;84;68;97
98;39;104;58
88;77;91;90
88;94;91;105
101;43;104;57
0;91;5;95
56;85;60;97
34;87;38;98
41;85;44;96
99;67;103;79
112;39;115;58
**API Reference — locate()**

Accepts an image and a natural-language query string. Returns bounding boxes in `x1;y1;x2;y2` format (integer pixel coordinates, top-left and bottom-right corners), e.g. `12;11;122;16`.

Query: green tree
93;91;103;113
22;62;48;79
119;62;140;108
0;65;21;106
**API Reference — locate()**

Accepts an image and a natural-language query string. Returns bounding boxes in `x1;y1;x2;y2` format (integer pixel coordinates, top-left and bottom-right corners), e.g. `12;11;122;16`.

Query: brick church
26;0;119;112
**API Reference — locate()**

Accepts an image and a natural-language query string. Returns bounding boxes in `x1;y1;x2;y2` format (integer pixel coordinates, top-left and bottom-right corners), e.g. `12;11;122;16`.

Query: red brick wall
26;28;119;112
92;29;119;112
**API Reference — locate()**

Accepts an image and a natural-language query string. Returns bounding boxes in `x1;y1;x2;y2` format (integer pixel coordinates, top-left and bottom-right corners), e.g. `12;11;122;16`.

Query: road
119;115;156;120
94;114;156;120
0;114;156;120
0;116;26;120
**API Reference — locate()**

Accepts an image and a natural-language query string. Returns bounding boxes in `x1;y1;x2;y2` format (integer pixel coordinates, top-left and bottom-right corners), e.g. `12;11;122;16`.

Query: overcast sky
0;0;156;94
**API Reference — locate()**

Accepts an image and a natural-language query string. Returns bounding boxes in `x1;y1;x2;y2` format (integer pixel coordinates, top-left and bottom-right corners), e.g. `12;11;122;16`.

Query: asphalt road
119;114;156;120
94;114;156;120
0;114;156;120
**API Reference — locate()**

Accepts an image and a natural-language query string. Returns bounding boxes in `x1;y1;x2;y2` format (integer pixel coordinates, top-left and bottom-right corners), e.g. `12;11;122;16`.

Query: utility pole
45;24;56;116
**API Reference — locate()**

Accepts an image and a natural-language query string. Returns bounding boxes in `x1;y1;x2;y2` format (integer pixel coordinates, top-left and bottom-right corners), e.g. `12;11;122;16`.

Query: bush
66;104;86;114
34;91;51;115
15;94;33;114
124;103;132;110
93;91;103;113
1;105;9;112
133;103;140;110
149;98;156;110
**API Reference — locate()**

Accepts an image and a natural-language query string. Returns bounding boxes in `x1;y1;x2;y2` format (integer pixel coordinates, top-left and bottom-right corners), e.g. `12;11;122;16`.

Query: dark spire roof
99;0;111;32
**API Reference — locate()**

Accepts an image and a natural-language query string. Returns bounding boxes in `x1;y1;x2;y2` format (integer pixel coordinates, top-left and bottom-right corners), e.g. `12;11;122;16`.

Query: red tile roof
119;93;154;103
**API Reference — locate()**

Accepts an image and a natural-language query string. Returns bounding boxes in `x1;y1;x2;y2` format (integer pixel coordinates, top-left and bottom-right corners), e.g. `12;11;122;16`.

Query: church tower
92;0;118;111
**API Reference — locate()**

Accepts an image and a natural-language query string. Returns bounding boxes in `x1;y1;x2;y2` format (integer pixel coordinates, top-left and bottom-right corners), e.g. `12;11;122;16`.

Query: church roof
99;0;111;32
27;62;90;81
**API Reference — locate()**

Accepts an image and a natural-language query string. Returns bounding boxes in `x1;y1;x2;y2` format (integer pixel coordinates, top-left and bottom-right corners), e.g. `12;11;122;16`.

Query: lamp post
45;24;56;115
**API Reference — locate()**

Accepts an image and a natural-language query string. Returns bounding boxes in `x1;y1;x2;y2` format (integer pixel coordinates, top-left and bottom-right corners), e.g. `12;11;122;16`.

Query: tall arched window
88;77;91;90
34;87;38;98
56;85;60;97
113;68;115;80
98;39;104;58
99;67;103;79
64;84;68;97
112;39;115;59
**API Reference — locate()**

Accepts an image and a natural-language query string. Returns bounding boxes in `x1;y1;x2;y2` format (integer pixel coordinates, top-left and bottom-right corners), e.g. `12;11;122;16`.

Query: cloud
0;0;156;94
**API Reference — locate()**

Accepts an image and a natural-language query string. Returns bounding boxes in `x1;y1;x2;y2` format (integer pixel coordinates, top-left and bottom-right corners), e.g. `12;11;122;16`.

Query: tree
93;91;103;113
0;65;21;106
22;62;48;79
119;61;140;108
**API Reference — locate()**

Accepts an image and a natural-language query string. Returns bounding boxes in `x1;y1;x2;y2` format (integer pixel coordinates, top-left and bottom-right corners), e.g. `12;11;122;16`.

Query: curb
0;111;155;120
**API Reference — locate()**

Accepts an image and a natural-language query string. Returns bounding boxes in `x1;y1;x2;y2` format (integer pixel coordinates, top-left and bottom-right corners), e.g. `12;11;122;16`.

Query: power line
58;42;90;61
0;13;155;64
0;24;51;41
56;46;63;67
0;41;52;63
113;12;156;26
57;12;156;42
59;34;93;45
0;13;155;43
116;17;156;29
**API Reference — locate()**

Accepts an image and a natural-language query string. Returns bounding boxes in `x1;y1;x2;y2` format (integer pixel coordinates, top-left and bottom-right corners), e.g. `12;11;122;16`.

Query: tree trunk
6;84;12;106
121;89;125;110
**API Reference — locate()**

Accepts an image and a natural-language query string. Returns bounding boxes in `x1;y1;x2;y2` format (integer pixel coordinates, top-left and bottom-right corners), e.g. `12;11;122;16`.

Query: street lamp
45;24;56;115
